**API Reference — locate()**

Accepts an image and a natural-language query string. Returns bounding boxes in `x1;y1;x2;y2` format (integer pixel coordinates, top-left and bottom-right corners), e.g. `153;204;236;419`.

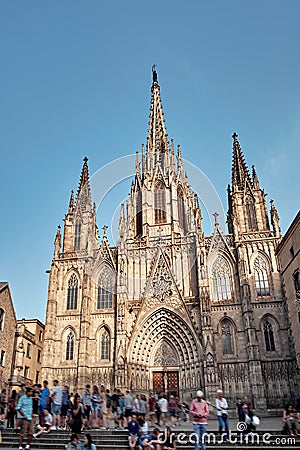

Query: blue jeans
193;422;207;450
217;414;229;439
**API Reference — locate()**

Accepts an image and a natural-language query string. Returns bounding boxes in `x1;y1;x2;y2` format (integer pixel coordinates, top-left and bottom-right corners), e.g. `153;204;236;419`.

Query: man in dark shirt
128;414;140;449
111;389;120;430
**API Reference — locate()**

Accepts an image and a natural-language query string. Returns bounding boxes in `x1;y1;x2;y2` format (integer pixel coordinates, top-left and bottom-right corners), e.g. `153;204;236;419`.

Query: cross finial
83;156;88;164
232;132;238;141
102;225;108;237
213;212;219;227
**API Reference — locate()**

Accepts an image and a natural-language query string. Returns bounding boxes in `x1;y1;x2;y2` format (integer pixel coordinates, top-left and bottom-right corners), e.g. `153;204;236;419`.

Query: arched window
221;321;234;355
245;196;258;231
100;329;110;360
254;256;270;296
67;274;78;310
66;331;75;360
97;268;113;309
74;220;81;250
154;181;166;224
136;190;143;236
212;256;232;301
177;187;186;231
0;308;4;331
263;320;275;352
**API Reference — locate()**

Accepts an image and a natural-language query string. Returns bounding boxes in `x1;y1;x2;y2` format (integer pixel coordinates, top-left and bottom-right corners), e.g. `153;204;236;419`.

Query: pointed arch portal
128;307;203;397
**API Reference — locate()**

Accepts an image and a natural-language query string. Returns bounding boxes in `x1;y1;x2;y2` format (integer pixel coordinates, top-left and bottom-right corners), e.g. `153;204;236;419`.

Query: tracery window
74;220;81;250
67;274;78;310
212;256;232;301
245;196;258;231
263;320;275;352
254;256;270;296
101;329;110;360
177;187;186;231
66;331;75;360
221;321;234;355
97;268;113;309
154;181;166;224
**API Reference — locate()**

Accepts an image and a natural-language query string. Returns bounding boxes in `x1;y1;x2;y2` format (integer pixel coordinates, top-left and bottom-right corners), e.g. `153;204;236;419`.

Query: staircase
1;428;300;449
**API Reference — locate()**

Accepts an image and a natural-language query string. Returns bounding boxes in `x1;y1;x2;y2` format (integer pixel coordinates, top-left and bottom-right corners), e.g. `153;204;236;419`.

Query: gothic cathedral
42;69;299;412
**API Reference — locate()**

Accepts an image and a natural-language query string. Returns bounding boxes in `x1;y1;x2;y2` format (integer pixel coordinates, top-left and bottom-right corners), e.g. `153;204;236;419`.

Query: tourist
168;395;177;426
149;393;156;426
142;427;161;449
236;398;243;421
62;385;72;429
16;386;34;450
190;390;209;450
31;384;41;427
158;394;168;426
40;381;50;413
82;432;97;449
283;404;300;436
65;433;81;449
239;403;255;436
111;388;120;429
33;409;53;438
100;385;108;429
0;389;7;415
125;390;134;426
15;384;27;429
7;389;17;429
137;416;148;448
139;394;148;419
127;413;140;449
215;389;229;441
82;385;92;429
51;379;63;429
91;386;101;429
70;394;85;440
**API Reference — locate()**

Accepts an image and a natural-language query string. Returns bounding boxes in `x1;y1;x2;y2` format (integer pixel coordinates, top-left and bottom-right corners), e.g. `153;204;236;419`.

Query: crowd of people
0;383;299;450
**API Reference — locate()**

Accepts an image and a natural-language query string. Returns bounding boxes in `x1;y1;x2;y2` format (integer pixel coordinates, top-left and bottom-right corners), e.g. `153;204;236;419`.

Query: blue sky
0;1;299;321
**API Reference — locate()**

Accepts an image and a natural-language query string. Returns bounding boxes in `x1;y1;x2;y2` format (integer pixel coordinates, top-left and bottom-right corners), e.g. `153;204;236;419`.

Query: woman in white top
215;389;229;440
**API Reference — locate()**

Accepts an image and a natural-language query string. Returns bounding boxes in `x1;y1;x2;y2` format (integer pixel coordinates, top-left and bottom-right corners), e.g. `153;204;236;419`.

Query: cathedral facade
42;70;299;413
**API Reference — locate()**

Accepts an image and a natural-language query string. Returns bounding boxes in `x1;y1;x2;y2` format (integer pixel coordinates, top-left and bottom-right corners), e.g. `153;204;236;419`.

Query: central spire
147;65;169;155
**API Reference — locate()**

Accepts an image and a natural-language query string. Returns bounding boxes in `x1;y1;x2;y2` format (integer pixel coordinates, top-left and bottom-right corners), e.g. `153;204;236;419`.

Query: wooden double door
153;371;179;397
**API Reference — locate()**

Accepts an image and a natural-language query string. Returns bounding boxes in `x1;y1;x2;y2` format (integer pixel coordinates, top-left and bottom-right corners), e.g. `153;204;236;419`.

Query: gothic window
136;190;143;236
245;196;258;231
66;331;75;360
74;220;81;250
221;321;234;355
97;268;113;309
212;256;232;301
100;329;110;360
0;308;4;331
254;256;270;296
154;181;166;224
263;320;275;352
177;187;186;231
67;274;78;310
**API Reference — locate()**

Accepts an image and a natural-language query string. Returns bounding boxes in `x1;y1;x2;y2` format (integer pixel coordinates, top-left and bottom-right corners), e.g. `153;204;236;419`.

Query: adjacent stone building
9;319;45;388
276;211;300;369
42;69;299;413
0;282;17;389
